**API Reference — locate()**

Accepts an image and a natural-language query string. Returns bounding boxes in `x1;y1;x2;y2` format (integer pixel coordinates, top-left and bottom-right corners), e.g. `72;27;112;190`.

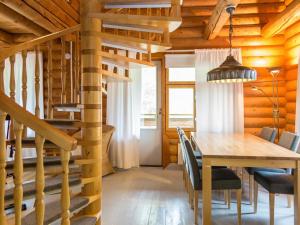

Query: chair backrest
182;135;201;190
278;131;300;152
259;127;277;143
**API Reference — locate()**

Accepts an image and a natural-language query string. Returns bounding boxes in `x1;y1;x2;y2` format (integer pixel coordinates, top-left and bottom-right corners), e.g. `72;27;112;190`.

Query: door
139;61;162;166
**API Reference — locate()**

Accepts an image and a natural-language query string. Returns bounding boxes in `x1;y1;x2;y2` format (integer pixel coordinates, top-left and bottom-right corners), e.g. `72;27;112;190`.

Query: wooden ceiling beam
182;3;285;17
0;0;59;32
0;29;13;44
262;0;300;38
204;0;241;40
0;3;48;36
183;0;284;7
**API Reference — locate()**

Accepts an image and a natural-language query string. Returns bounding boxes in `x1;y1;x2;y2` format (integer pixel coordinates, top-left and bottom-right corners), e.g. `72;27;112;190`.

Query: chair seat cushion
254;171;294;195
246;167;286;175
193;151;202;159
194;168;241;191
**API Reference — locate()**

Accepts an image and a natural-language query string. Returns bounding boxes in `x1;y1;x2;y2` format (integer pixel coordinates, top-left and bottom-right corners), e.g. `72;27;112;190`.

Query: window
168;68;195;82
166;67;195;129
168;87;194;128
140;67;157;128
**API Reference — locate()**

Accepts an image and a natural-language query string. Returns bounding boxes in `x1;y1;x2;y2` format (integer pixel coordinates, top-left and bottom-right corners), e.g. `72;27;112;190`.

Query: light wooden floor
103;164;294;225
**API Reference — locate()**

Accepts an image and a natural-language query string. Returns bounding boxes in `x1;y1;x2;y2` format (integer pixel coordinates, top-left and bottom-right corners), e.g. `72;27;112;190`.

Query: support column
80;1;102;224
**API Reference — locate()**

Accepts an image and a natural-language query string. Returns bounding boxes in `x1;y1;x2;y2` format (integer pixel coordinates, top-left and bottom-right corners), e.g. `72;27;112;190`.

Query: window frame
166;68;196;132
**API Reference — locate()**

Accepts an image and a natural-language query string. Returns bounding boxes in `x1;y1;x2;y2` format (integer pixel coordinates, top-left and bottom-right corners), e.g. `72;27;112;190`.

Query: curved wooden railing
0;25;80;225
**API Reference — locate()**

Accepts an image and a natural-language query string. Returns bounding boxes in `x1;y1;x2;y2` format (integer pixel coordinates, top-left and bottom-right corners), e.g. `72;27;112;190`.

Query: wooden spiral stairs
0;1;182;224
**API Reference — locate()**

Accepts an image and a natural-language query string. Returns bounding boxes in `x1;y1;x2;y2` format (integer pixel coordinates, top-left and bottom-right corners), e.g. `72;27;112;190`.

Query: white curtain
3;52;43;158
195;49;244;133
107;50;141;169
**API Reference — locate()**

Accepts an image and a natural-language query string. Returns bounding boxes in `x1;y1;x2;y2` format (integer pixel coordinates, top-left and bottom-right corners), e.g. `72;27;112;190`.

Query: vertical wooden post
60;148;70;225
81;1;102;223
0;111;7;225
9;55;16;139
35;46;40;117
75;32;81;103
61;37;67;104
35;135;45;225
47;41;53;119
22;50;27;137
13;121;24;225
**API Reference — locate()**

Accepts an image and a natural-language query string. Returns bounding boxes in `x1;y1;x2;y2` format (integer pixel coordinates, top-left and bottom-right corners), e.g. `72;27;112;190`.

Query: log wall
284;20;300;132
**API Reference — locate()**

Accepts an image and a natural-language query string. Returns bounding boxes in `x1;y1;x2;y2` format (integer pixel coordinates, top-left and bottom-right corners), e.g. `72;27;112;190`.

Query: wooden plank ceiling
0;0;297;52
171;0;288;49
0;0;79;47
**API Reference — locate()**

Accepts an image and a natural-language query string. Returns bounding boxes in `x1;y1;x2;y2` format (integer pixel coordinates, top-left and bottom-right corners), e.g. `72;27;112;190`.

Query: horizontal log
242;56;284;67
286;80;297;91
244;117;286;128
244;80;286;87
181;15;271;28
284;20;300;39
233;35;285;47
285;57;298;66
244;107;286;118
286;113;296;124
183;0;284;7
171;37;228;49
181;3;285;17
285;32;300;50
244;128;262;135
286;45;300;60
286;91;296;102
244;86;286;97
286;102;296;113
244;96;286;107
285;68;298;81
242;46;284;57
285;124;295;132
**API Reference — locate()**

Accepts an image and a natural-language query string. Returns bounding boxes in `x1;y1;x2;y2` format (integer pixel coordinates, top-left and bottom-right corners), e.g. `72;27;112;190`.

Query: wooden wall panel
243;67;286;136
284;19;299;132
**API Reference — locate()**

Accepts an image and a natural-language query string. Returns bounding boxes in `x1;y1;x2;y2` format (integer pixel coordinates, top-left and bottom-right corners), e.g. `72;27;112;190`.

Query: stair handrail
0;92;77;151
0;25;81;62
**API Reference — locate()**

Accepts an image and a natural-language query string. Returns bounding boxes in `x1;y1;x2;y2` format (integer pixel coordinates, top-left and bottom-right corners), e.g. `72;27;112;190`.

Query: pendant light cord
229;8;233;56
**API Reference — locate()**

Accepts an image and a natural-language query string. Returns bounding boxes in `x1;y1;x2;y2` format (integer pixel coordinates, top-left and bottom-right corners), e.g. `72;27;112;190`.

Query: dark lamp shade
207;56;257;83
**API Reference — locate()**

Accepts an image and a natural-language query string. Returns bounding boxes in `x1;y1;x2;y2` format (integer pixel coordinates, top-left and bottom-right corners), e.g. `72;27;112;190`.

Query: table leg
294;160;300;225
202;158;212;225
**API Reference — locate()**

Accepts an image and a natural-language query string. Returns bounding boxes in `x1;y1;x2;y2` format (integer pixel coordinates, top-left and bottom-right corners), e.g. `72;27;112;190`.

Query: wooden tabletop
191;132;300;160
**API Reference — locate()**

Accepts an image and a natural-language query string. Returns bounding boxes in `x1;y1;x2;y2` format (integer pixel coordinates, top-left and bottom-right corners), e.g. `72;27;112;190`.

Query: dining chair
253;171;294;225
254;131;299;217
182;135;242;225
245;128;288;205
259;127;277;142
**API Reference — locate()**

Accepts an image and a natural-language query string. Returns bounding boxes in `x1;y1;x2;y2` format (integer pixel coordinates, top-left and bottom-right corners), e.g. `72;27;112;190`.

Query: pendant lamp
207;6;257;83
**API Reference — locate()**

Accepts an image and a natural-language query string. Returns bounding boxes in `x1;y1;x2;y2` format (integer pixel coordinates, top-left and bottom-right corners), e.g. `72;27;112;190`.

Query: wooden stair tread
52;103;82;112
71;217;97;225
7;138;57;149
44;119;82;130
22;196;90;225
92;13;181;33
6;156;78;170
99;32;171;53
103;0;180;9
103;22;164;34
5;175;81;203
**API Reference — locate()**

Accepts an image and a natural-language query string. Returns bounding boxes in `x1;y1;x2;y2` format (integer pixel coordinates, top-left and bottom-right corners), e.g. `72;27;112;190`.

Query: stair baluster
22;50;27;137
35;46;40;117
35;134;45;225
47;41;54;119
75;32;80;103
13;121;24;225
9;56;16;140
0;110;7;225
61;37;67;104
60;148;71;225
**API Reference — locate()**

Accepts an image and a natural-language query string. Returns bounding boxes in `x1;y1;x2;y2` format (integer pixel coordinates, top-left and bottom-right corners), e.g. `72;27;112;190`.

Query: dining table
191;132;300;225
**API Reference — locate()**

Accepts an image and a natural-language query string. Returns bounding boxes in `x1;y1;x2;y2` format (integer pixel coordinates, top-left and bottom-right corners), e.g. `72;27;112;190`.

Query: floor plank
103;165;294;225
